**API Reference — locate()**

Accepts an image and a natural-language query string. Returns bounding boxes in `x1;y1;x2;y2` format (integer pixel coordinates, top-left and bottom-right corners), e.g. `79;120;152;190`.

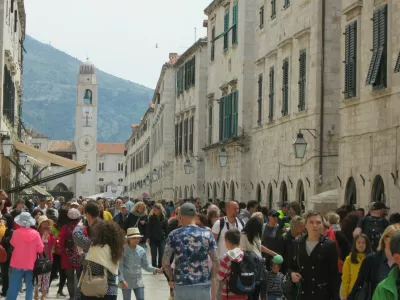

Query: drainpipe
319;0;326;185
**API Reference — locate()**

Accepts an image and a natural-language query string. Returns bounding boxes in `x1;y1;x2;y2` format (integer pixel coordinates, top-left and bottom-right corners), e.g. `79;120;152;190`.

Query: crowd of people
0;188;399;300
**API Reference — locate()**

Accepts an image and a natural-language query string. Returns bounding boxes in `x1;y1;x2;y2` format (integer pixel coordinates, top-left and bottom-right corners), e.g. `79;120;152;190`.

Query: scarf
85;245;119;275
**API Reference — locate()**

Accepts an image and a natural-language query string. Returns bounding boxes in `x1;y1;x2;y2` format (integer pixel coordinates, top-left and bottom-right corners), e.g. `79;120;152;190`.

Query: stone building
202;0;257;203
249;0;342;211
338;0;400;212
0;0;26;193
173;39;207;201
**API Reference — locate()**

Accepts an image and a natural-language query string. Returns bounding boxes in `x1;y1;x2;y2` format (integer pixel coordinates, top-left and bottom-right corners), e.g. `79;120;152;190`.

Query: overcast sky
24;0;210;89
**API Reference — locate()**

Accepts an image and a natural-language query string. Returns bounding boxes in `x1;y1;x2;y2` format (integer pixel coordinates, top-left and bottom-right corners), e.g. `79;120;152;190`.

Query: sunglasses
271;214;280;218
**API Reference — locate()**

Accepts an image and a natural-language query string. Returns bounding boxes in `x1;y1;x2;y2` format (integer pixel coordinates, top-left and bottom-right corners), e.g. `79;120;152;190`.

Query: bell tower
74;60;98;197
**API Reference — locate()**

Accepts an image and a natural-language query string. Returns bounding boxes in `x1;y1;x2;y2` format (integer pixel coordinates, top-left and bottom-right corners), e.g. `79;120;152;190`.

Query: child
217;228;248;300
118;227;162;300
341;234;371;300
264;255;285;300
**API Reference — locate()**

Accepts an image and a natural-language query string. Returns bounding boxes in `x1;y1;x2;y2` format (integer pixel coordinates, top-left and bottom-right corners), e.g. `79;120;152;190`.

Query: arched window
207;183;211;200
52;183;69;192
83;89;93;105
280;181;288;204
296;180;305;212
118;178;123;183
221;182;226;201
371;175;385;203
230;181;235;200
256;184;262;203
190;186;194;198
174;187;178;200
98;178;104;182
267;184;273;209
184;186;189;199
345;177;357;206
213;182;217;201
179;186;182;198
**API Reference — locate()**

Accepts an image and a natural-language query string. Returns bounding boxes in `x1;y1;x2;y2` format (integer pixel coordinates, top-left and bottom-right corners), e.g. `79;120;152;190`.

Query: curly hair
91;221;125;264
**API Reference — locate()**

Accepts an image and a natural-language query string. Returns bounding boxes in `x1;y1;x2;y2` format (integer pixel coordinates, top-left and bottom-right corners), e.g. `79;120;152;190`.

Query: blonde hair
290;215;305;233
326;212;340;225
377;223;400;251
251;212;264;221
132;201;147;215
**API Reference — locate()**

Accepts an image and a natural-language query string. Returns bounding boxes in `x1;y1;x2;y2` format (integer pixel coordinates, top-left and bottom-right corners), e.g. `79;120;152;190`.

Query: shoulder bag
78;261;108;297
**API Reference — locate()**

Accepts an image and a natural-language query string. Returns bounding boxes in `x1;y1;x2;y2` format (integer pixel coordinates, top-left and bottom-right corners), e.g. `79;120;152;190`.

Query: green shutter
224;10;229;51
232;91;238;137
348;21;357;97
395;52;400;73
282;59;289;116
271;0;276;18
269;67;274;120
219;97;225;141
211;27;215;61
283;0;290;9
232;3;238;44
224;94;232;139
257;75;263;124
298;50;306;111
344;24;350;98
192;56;196;86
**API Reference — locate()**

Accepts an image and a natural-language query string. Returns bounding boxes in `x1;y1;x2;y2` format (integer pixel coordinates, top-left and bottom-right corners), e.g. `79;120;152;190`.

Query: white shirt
212;217;244;259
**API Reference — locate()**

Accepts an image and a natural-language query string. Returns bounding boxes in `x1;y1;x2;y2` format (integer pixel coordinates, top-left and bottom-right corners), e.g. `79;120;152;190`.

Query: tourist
1;214;14;296
238;200;259;224
147;203;168;268
125;201;148;248
261;209;285;269
109;198;123;217
113;203;128;230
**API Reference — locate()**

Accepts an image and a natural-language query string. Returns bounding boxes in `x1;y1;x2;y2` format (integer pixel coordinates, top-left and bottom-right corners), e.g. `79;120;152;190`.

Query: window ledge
279;115;291;122
294;110;307;117
267;119;275;126
270;15;276;21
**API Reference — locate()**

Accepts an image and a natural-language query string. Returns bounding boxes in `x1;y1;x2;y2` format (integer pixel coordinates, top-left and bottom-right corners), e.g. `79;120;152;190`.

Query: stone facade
338;0;400;212
173;39;207;201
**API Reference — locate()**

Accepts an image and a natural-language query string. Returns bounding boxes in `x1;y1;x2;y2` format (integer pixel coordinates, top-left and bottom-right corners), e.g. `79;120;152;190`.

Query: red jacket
58;222;80;269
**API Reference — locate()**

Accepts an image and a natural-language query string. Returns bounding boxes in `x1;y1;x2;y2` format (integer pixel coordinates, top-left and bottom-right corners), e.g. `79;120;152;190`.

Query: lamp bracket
299;128;317;139
188;154;204;162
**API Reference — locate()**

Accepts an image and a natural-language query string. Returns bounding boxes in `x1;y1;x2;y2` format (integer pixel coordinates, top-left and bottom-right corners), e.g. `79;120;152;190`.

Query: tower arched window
83;89;93;105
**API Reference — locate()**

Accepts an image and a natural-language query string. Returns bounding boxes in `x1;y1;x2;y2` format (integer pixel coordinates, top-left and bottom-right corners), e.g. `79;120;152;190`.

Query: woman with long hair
125;202;148;248
146;203;168;268
79;221;125;300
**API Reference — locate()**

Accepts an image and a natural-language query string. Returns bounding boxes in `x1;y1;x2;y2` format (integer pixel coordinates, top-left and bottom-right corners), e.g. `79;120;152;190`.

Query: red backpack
64;224;81;268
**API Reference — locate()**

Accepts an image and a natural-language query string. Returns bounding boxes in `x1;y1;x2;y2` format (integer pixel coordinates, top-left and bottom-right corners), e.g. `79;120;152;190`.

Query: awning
13;141;86;173
21;185;51;196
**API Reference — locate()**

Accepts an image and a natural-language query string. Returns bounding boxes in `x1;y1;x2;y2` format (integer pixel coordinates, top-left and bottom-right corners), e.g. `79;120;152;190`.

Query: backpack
217;217;245;242
363;216;387;251
227;251;257;295
64;224;81;267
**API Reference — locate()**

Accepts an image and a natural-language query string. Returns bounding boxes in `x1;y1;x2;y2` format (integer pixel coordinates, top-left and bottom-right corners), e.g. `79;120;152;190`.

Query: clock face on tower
78;135;95;152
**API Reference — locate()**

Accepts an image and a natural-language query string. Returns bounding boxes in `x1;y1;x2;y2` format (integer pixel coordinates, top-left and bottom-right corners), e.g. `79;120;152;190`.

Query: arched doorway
179;186;182;198
190;186;194;198
230;181;235;200
345;177;357;206
184;186;189;199
267;183;273;209
371;175;385;203
296;180;305;212
280;181;288;204
256;184;262;203
174;187;178;200
213;182;217;201
50;183;73;200
207;183;211;200
221;182;226;201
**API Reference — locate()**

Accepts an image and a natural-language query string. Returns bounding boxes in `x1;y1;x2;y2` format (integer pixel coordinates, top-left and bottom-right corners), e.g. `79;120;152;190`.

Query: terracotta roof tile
48;140;76;153
96;143;125;154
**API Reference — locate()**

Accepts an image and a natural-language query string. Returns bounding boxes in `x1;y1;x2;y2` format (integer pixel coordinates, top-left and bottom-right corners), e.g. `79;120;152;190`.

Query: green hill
22;35;154;142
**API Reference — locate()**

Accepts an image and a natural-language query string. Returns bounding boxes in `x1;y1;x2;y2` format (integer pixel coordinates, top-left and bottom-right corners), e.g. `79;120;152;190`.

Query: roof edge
174;38;207;67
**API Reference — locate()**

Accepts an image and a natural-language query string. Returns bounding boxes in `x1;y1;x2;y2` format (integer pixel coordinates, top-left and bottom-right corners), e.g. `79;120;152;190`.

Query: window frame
268;67;275;121
298;49;307;111
281;58;289;116
257;74;263;125
259;6;265;29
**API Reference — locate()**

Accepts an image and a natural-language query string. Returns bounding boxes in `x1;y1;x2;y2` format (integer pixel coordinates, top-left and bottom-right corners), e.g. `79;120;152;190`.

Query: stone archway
256;184;262;203
371;175;385;203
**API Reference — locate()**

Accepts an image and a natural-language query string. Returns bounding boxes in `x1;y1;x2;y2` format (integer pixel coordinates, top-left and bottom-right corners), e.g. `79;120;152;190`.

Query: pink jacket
10;227;44;270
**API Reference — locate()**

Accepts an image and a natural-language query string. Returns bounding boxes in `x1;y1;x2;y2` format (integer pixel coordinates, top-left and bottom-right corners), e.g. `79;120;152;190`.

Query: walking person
147;203;168;268
162;202;219;300
125;202;148;248
6;212;44;300
119;227;162;300
1;214;15;297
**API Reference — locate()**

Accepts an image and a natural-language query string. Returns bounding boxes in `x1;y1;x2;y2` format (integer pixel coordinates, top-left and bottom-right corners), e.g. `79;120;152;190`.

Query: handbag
350;279;371;300
282;243;302;300
78;261;108;297
33;252;53;276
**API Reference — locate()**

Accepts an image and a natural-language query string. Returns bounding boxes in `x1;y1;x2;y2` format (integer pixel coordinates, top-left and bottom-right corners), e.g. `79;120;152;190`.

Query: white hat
70;201;79;207
14;212;36;228
126;227;143;239
37;215;50;228
67;208;81;220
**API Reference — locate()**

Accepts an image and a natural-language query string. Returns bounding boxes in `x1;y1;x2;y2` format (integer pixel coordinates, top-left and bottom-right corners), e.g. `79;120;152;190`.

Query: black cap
372;202;389;210
268;209;280;217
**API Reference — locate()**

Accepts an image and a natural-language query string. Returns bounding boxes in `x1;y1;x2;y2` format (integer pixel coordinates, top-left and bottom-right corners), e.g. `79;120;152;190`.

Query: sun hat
126;227;143;239
14;212;36;228
272;254;284;265
37;215;50;228
67;208;81;220
180;202;197;217
70;201;80;207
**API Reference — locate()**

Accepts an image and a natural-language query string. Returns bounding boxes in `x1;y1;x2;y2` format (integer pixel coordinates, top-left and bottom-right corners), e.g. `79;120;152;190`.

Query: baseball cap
268;209;280;217
180;202;197;217
272;254;284;265
121;204;127;208
371;202;389;210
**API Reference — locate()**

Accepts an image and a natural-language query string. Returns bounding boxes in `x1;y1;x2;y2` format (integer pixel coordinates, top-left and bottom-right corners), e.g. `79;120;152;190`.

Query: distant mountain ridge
22;35;153;143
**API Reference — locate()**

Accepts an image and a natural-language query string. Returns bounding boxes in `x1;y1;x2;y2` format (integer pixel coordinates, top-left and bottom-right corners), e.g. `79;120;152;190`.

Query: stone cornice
277;37;293;49
343;1;363;19
255;57;266;66
204;0;225;15
293;27;311;40
173;38;207;68
265;49;278;59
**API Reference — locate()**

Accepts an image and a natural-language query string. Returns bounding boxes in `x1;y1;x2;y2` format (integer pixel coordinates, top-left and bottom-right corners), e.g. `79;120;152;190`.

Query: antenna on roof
194;27;197;42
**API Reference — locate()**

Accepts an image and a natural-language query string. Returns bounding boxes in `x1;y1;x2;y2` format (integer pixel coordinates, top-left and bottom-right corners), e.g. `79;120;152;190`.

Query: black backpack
217;217;245;242
227;251;257;295
363;216;387;251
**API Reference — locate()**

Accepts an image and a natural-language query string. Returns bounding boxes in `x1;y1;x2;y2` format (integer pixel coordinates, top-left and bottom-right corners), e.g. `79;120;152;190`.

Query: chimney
169;53;179;64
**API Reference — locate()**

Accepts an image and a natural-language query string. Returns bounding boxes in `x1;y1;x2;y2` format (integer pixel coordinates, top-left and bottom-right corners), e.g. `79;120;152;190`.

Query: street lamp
145;175;150;187
219;147;228;167
152;169;158;181
184;159;192;174
2;136;13;157
19;152;27;166
293;131;308;158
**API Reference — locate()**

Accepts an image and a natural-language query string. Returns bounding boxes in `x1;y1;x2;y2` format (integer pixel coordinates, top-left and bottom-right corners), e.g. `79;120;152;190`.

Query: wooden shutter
298;50;306;111
184;118;188;153
257;75;263;124
348;21;357;97
192;56;196;86
189;116;194;153
219;97;225;141
395;52;400;73
224;94;232;139
175;124;179;156
211;27;215;61
232;3;238;44
271;0;276;18
260;6;264;29
224;10;229;51
232;91;239;137
179;121;183;154
282;59;289;116
269;67;274;120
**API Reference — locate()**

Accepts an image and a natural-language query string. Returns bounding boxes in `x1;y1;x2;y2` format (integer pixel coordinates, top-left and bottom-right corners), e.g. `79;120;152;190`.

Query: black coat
147;215;167;242
289;235;340;300
125;213;148;243
282;230;297;274
113;213;128;230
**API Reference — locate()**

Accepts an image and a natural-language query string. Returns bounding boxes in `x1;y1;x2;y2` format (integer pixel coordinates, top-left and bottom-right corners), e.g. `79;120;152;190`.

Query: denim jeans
174;283;210;300
6;267;34;300
149;240;165;268
122;287;145;300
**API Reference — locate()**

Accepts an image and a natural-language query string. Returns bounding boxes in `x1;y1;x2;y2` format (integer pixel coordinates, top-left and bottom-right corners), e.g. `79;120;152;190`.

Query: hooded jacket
10;227;44;270
238;209;251;223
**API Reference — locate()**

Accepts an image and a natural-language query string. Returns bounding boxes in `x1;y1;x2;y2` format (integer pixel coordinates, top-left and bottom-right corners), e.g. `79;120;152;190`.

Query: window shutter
365;9;380;85
395;52;400;73
211;27;215;61
224;94;232;139
269;67;275;120
184;119;188;154
232;3;238;44
271;0;276;18
189;116;194;153
284;0;290;9
175;124;178;156
257;75;263;124
344;24;350;98
232;91;239;137
224;10;229;51
282;59;289;116
348;21;357;97
219;97;225;141
179;121;183;154
192;56;196;86
298;50;306;111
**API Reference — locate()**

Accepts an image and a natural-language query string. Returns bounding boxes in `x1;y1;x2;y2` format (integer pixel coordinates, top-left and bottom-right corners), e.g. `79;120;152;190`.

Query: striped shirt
217;248;248;300
265;271;284;297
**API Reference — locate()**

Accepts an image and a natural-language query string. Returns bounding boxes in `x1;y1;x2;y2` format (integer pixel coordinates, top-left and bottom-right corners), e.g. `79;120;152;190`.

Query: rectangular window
191;56;196;86
179;121;183;155
224;9;229;51
271;0;276;19
282;59;289;116
189;116;194;153
232;90;239;137
269;67;275;121
260;6;264;29
344;21;357;99
232;3;238;45
177;67;184;96
208;105;213;145
184;118;188;154
298;49;307;111
145;143;150;164
175;123;179;156
11;0;14;13
257;74;263;125
211;27;215;61
395;52;400;73
133;156;136;171
3;66;15;126
283;0;290;9
366;5;387;88
224;94;232;140
219;97;225;141
14;11;17;33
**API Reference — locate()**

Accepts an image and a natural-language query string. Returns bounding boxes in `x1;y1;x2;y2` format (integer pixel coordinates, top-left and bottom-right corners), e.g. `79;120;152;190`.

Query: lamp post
2;137;13;157
293;131;308;158
19;152;27;166
152;169;158;181
219;147;228;167
184;159;192;174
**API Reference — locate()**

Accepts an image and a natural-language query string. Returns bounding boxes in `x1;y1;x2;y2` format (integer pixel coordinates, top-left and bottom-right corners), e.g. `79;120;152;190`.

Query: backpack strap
237;218;244;229
217;217;226;243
